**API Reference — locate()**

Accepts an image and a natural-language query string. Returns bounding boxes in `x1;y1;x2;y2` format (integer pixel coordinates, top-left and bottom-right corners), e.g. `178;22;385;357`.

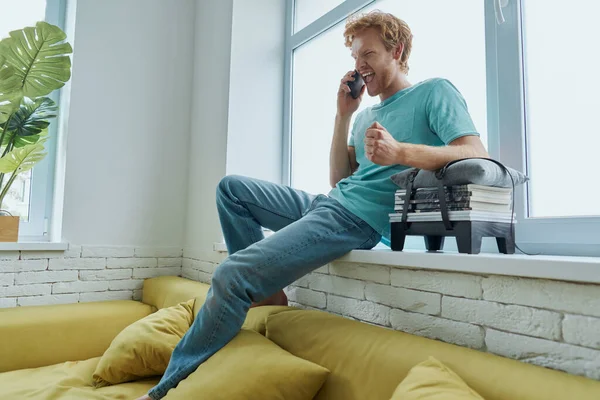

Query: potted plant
0;21;72;241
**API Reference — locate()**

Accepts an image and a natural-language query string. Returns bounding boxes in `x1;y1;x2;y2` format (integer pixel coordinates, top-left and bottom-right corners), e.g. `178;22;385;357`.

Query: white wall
226;0;286;184
62;0;195;246
60;0;284;252
184;0;234;257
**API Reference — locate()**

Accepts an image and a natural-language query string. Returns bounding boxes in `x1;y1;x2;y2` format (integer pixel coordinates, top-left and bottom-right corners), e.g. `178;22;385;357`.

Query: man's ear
393;43;404;61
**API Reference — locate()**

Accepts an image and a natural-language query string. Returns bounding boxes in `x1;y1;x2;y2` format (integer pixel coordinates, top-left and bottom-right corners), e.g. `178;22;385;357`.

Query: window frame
492;0;600;257
15;0;67;240
283;0;600;257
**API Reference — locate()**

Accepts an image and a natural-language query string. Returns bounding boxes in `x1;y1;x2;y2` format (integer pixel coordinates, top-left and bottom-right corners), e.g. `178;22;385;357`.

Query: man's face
351;28;401;98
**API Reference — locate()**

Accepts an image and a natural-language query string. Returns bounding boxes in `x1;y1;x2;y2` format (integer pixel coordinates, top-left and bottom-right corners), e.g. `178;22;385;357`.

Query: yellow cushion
266;310;600;400
0;357;158;399
143;276;210;310
391;357;484;399
0;300;153;373
163;329;330;400
92;299;195;387
244;305;294;334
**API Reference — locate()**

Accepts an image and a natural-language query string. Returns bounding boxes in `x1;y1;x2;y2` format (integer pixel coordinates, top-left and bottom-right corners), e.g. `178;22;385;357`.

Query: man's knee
210;261;242;295
217;174;250;200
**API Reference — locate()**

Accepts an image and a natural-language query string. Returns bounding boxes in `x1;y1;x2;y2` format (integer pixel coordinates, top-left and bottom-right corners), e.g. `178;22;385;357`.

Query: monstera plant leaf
0;56;22;124
0;138;47;175
2;97;57;148
2;128;47;148
0;21;72;98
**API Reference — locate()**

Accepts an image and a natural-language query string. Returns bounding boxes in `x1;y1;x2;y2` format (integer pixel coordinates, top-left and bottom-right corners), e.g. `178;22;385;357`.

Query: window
1;0;66;239
284;0;599;257
521;0;598;218
289;0;486;197
294;0;346;32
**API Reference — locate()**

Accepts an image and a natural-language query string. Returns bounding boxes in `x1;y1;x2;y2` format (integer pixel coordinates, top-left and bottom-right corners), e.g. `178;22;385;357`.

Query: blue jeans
148;175;381;399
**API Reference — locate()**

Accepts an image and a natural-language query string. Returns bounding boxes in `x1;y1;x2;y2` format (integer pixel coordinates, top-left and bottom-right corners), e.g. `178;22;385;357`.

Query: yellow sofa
1;276;599;399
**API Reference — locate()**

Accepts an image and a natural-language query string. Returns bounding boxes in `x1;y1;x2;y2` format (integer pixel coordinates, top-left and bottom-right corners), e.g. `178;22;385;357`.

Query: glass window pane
295;0;345;32
291;0;486;196
0;0;47;221
522;0;599;218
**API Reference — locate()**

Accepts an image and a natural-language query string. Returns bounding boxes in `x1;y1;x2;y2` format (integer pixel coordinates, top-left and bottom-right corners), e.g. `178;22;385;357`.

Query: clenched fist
364;122;401;166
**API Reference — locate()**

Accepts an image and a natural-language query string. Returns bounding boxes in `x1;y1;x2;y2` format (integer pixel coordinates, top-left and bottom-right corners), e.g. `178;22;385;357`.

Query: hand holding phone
338;70;365;118
347;70;364;99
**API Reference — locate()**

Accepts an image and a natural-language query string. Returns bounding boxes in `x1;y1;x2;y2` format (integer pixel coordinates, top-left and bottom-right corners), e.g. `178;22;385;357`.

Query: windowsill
0;241;69;251
213;242;600;284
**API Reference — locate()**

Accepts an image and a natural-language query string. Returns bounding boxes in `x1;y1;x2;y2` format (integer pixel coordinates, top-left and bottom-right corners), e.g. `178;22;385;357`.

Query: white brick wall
562;315;600;349
308;274;365;299
82;246;135;258
0;245;183;308
0;297;17;308
80;290;133;302
183;253;600;381
18;294;79;307
442;296;562;340
108;279;144;291
53;281;109;294
0;273;14;286
80;269;132;281
286;286;326;309
391;269;482;299
327;294;390;326
135;247;183;258
107;258;157;269
482;276;600;317
0;251;20;260
366;283;440;315
391;308;484;349
486;329;600;380
0;259;48;272
49;258;106;270
133;267;181;279
329;262;391;284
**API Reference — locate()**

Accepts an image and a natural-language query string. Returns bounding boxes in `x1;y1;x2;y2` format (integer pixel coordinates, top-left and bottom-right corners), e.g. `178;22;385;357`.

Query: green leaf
0;21;73;98
7;97;56;138
0;139;47;174
2;128;46;148
0;56;22;124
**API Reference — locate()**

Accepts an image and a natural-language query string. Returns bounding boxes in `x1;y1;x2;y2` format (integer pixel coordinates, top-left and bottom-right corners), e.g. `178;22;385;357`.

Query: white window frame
282;0;600;257
15;0;67;240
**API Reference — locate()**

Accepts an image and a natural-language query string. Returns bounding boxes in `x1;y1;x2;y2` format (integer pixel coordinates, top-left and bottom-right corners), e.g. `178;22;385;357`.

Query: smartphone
347;70;364;99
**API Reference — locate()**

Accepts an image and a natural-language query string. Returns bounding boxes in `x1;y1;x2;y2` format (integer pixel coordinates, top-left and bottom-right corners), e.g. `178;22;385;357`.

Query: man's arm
397;135;488;170
364;122;488;170
329;115;356;187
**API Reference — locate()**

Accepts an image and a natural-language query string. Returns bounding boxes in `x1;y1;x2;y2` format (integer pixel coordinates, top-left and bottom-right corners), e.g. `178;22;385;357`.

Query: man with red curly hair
139;11;487;400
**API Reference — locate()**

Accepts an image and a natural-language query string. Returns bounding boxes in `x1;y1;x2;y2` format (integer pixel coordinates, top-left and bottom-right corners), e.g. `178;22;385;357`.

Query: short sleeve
426;79;479;144
348;112;363;147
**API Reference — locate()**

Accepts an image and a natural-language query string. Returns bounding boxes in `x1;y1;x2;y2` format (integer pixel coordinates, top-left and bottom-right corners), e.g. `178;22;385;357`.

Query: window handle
495;0;509;24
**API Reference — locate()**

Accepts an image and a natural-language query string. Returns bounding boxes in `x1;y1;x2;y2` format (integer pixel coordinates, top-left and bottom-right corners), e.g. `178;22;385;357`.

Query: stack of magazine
389;184;514;223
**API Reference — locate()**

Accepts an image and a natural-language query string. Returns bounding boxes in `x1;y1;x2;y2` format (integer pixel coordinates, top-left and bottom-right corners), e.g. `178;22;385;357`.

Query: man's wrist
395;142;407;165
335;113;352;123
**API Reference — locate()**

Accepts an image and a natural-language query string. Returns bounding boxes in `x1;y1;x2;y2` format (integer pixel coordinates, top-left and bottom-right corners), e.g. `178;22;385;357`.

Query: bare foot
250;290;288;308
135;395;151;400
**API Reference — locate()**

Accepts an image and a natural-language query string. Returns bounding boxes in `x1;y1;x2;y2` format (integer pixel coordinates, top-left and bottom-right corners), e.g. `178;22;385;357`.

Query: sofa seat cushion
163;329;330;400
143;276;210;310
266;310;600;400
0;300;154;373
0;357;158;399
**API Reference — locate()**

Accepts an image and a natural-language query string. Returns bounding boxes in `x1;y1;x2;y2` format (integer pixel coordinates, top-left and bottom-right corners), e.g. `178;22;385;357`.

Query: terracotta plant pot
0;211;19;242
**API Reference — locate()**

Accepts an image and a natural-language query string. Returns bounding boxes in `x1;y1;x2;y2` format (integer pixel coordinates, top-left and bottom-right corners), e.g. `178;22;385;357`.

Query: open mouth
362;72;375;84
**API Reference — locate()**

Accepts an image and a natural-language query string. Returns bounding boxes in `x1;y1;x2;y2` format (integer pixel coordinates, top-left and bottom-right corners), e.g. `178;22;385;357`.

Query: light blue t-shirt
328;78;479;239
